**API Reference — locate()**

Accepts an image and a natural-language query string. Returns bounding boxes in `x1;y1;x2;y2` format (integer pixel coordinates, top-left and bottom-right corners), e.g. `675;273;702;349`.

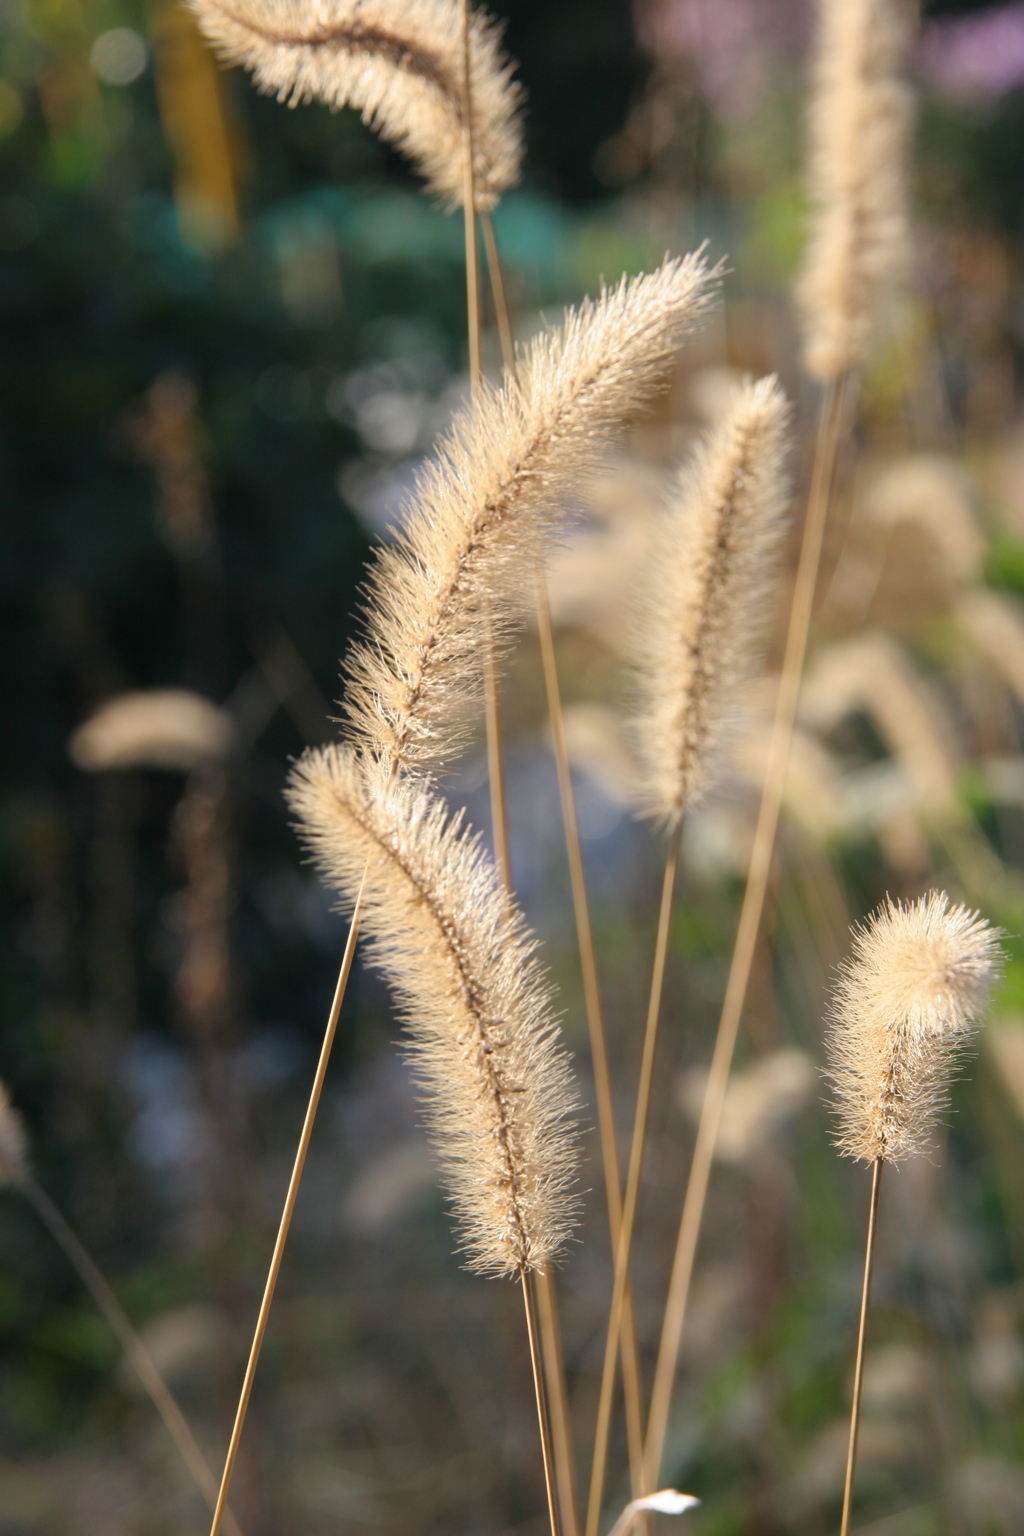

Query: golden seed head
826;891;1003;1164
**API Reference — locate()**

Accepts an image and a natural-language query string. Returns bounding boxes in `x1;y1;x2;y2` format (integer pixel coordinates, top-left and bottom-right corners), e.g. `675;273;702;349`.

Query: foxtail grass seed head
630;374;792;829
797;0;916;381
286;744;579;1276
0;1083;28;1186
68;689;236;773
344;254;720;774
189;0;522;210
826;892;1003;1164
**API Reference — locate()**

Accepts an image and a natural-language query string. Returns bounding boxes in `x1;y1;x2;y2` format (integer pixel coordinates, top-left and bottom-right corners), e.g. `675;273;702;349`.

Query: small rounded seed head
0;1082;28;1185
826;892;1003;1163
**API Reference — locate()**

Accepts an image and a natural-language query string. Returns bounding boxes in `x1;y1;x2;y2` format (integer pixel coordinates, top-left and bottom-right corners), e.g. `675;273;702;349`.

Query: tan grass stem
839;1158;883;1536
536;1267;582;1536
585;828;680;1536
207;872;366;1536
481;209;515;368
481;221;582;1536
459;0;481;393
455;38;559;1533
536;573;646;1495
20;1174;242;1536
644;373;849;1489
524;1266;564;1536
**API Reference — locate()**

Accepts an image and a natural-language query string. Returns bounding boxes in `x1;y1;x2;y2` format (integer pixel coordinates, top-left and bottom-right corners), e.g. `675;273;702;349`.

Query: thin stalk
585;830;681;1536
483;621;512;884
458;0;481;392
535;571;646;1496
524;1267;565;1536
536;1268;582;1536
21;1175;243;1536
479;207;582;1536
207;873;366;1536
644;373;850;1490
481;209;514;369
840;1159;884;1536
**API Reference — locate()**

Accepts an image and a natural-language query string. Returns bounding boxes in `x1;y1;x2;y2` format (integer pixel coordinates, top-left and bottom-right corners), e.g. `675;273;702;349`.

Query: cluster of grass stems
1;1;1010;1533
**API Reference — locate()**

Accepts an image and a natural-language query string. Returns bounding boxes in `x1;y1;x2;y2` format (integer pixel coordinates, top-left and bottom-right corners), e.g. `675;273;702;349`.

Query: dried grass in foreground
188;0;522;209
343;254;720;774
287;743;580;1275
825;892;1002;1536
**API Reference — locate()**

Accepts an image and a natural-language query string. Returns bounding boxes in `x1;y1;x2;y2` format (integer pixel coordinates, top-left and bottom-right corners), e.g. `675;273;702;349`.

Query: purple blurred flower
919;2;1024;101
636;0;807;118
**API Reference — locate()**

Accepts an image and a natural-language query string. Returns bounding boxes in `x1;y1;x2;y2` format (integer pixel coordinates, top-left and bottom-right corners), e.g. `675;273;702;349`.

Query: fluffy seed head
188;0;522;210
630;374;792;829
344;253;720;773
826;892;1003;1163
0;1083;28;1185
286;744;579;1276
797;0;916;381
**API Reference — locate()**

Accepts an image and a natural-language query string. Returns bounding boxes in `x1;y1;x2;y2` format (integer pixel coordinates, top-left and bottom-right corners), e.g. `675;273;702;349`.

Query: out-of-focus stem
206;875;366;1536
22;1175;243;1536
535;572;646;1497
644;374;850;1490
586;831;680;1536
839;1159;884;1536
481;209;514;369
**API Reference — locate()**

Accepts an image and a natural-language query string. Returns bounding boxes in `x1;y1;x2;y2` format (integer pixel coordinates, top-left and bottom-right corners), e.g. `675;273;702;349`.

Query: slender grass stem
458;18;567;1536
586;829;681;1536
479;210;582;1536
644;373;850;1489
22;1175;243;1536
481;209;514;368
840;1159;884;1536
535;1267;582;1536
206;872;366;1536
535;573;646;1496
523;1267;564;1536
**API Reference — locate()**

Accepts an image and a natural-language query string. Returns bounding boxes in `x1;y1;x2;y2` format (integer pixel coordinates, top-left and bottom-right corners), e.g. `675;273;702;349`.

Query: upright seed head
0;1083;28;1186
286;744;579;1276
344;253;720;774
629;374;792;830
826;891;1003;1164
797;0;916;382
188;0;523;211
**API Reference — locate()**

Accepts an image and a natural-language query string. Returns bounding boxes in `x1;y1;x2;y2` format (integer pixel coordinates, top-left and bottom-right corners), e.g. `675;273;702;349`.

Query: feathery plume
797;0;916;381
0;1082;28;1185
629;374;792;829
188;0;522;211
345;254;719;772
286;744;579;1276
825;891;1002;1164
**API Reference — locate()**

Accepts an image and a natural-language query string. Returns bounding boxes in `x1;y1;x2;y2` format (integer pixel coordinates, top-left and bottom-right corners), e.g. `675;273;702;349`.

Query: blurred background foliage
5;0;1024;1533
